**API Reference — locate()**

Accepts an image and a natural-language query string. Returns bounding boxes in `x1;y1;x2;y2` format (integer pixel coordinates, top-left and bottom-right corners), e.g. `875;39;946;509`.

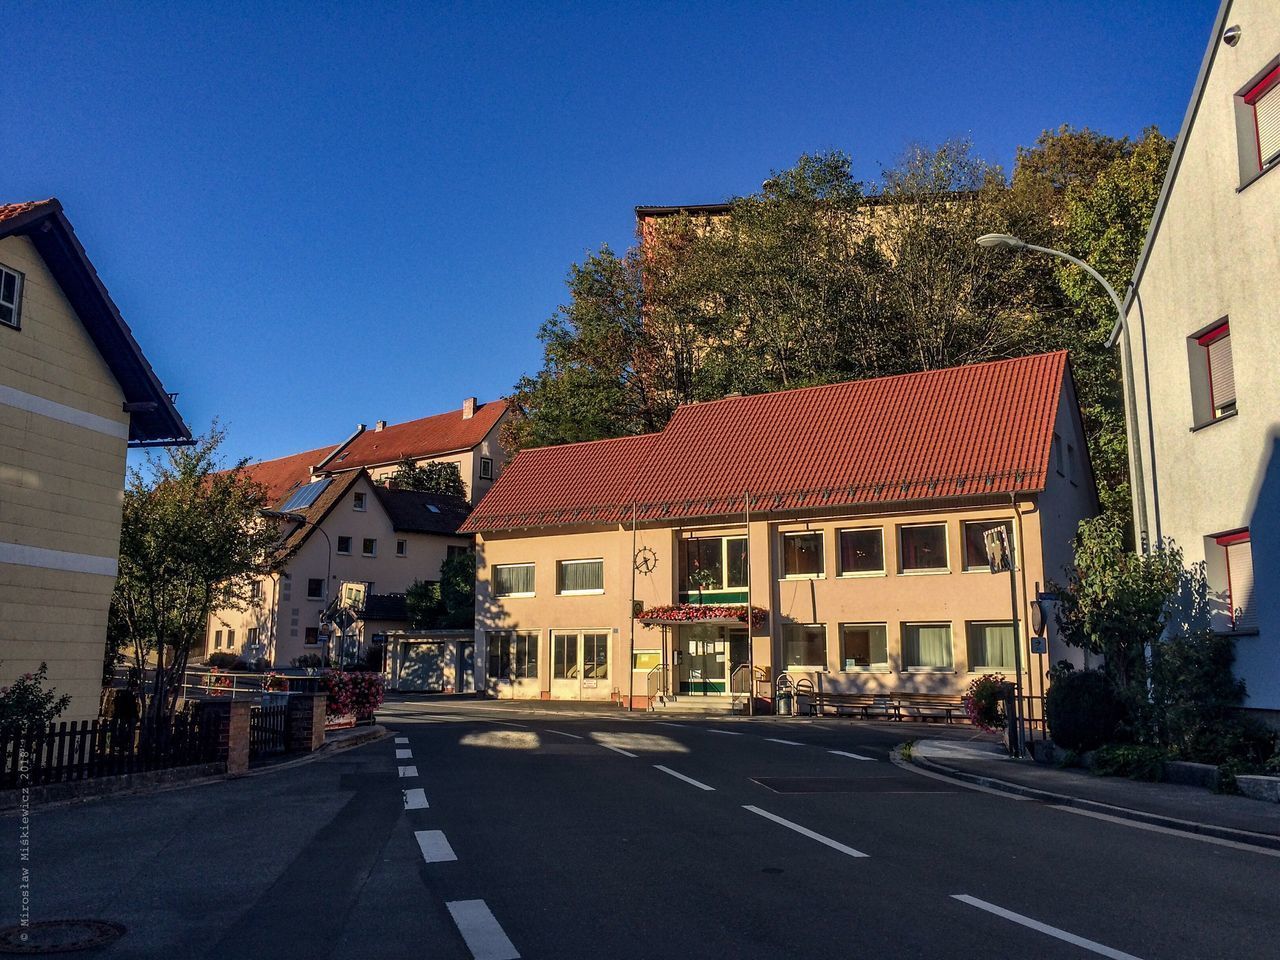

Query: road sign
1030;636;1048;655
984;527;1013;573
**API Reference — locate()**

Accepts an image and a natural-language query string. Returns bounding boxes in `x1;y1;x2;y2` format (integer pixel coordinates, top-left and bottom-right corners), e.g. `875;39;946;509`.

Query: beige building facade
464;353;1095;711
0;200;190;721
1116;0;1278;712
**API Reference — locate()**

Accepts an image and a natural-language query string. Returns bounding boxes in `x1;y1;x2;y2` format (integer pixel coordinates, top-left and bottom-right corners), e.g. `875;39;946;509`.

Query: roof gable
0;199;191;444
332;402;504;471
461;352;1068;533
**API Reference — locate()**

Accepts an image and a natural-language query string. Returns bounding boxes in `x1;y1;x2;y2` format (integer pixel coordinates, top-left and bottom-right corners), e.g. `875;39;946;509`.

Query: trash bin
793;693;811;717
775;692;793;715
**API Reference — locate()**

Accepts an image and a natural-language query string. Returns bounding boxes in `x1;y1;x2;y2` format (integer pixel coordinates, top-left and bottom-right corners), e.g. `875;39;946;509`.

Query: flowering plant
262;672;289;692
964;673;1008;732
637;604;768;628
204;668;233;694
321;669;385;718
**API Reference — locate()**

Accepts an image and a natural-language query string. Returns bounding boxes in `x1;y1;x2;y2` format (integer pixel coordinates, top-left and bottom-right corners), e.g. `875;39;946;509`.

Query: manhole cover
0;920;125;954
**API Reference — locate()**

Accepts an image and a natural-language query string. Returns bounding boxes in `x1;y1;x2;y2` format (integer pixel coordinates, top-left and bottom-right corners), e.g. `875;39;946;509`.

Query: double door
679;625;748;695
550;630;610;699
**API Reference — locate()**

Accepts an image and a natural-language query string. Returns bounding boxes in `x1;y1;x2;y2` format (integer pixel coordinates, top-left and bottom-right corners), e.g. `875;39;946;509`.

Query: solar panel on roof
426;504;440;513
279;478;332;511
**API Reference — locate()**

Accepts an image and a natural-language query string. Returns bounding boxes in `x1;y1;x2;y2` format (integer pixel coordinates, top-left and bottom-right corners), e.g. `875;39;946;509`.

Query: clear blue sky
8;0;1216;466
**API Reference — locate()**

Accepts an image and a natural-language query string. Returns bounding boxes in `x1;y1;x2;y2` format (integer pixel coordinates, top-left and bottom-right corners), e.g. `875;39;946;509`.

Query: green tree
388;459;467;498
0;663;71;734
405;579;442;629
111;426;282;719
404;550;475;629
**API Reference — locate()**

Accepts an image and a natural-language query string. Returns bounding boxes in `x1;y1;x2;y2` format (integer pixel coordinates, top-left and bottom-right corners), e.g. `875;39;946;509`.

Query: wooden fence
0;711;219;789
248;703;288;759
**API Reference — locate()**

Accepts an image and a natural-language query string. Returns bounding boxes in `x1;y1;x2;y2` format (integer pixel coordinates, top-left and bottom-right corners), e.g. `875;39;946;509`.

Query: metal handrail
644;663;670;711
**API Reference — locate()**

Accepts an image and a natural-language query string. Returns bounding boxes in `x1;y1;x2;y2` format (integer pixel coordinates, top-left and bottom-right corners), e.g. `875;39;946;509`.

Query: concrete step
650;696;742;714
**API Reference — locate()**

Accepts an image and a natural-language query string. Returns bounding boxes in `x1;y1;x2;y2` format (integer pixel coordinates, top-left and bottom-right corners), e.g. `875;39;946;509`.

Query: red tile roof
327;401;505;471
243;444;338;503
461;352;1070;533
0;200;58;225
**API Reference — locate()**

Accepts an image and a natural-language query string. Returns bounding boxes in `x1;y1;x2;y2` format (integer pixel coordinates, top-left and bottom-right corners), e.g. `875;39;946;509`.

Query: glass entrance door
679;624;728;695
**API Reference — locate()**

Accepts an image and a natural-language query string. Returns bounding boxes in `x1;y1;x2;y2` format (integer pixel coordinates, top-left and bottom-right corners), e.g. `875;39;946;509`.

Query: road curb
906;750;1280;852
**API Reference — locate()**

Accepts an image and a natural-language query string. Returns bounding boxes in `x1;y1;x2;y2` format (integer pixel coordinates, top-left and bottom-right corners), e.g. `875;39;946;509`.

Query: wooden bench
813;693;899;720
895;693;967;724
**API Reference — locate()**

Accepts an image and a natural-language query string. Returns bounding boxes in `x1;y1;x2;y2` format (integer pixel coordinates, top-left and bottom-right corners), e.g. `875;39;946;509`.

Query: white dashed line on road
708;729;743;736
830;749;876;761
743;805;869;858
765;737;804;746
398;765;418;778
654;765;715;791
600;744;638;758
395;748;412;760
951;894;1144;960
415;829;458;863
489;720;529;728
394;736;409;744
544;729;583;739
403;788;428;810
654;722;687;728
447;899;521;960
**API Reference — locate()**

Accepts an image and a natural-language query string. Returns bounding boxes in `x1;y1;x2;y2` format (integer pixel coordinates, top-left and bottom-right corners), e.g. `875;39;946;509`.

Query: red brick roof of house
0;200;58;225
239;400;505;504
461;351;1071;533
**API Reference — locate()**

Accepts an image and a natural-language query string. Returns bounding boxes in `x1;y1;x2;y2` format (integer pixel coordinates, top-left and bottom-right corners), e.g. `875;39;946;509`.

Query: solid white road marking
742;805;869;858
952;894;1144;960
398;765;418;778
490;720;529;728
830;749;875;761
545;729;583;739
446;899;521;960
415;829;458;863
654;765;715;791
403;788;428;810
765;737;803;746
601;744;638;758
708;729;743;736
654;722;688;728
394;736;409;744
1049;805;1280;859
395;748;412;760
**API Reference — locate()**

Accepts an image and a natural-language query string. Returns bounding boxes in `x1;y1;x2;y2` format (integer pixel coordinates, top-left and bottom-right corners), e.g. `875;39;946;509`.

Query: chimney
375;420;386;432
462;397;477;420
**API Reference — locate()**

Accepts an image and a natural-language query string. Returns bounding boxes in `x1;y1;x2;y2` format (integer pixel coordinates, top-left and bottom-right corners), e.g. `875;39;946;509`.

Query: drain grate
0;920;125;954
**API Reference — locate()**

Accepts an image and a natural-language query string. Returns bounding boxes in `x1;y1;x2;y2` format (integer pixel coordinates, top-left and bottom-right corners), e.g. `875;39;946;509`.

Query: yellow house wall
0;234;131;721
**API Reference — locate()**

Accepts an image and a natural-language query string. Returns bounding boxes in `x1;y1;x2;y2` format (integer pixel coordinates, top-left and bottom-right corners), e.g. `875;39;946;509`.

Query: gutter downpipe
628;501;637;712
745;491;754;717
1022;243;1150;552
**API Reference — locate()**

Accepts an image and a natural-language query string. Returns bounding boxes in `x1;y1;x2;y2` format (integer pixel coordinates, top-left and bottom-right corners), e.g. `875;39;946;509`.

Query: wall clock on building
633;546;658;576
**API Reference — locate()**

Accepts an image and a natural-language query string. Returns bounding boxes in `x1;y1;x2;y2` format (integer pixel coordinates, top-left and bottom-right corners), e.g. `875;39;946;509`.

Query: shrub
1046;669;1125;751
1091;744;1167;781
0;663;71;734
291;654;326;669
205;652;241;669
322;670;385;717
963;674;1008;732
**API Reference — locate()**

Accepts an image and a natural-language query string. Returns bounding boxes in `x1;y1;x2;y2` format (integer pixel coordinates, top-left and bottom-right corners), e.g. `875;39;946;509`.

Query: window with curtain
902;623;953;669
900;525;948;572
840;624;888;670
583;633;609;679
963;520;1015;571
557;559;604;594
782;624;827;668
494;563;535;597
782;532;824;578
838;529;884;575
966;622;1015;671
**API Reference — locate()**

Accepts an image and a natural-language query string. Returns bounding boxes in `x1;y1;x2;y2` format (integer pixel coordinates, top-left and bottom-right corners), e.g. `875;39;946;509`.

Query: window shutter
1227;541;1256;631
1208;334;1236;410
1256;83;1280;166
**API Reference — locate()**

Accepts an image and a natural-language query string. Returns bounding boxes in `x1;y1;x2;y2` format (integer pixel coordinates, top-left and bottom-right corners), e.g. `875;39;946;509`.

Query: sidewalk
913;739;1280;847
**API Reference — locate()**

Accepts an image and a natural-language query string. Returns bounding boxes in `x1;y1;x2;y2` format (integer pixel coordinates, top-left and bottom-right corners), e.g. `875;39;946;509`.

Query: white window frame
901;622;954;671
961;519;1016;573
836;527;885;578
362;538;377;558
353;491;367;512
781;622;828;671
396;539;407;557
0;263;24;330
479;457;494;480
838;622;890;672
966;620;1017;672
780;530;824;580
493;563;535;598
336;536;352;556
556;558;605;596
898;523;950;575
307;578;326;600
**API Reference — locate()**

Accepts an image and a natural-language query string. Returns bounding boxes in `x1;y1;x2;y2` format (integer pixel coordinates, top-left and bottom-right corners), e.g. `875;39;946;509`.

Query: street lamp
259;508;337;664
976;234;1151;551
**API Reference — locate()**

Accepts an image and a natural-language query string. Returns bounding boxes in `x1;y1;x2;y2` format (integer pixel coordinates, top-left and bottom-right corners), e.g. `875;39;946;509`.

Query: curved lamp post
260;508;338;663
976;234;1150;552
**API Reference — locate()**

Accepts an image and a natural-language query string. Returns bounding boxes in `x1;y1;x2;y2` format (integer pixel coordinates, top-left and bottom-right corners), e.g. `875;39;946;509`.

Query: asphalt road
6;700;1280;959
